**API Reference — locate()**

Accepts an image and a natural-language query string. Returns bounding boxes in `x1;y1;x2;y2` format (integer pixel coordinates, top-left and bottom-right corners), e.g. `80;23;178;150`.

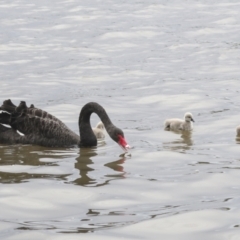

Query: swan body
0;100;129;150
92;122;105;139
164;112;194;131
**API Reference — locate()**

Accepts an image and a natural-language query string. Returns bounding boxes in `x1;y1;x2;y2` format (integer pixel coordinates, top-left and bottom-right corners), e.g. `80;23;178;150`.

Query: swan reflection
73;147;126;186
235;136;240;144
0;144;127;186
163;131;193;152
0;145;71;184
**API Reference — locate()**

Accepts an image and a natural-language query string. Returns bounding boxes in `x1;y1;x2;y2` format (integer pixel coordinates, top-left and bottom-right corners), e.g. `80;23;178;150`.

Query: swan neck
78;102;113;147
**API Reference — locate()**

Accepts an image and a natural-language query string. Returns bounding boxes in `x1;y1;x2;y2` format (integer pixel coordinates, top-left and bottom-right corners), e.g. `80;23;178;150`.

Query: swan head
109;127;130;151
184;112;194;122
118;134;130;152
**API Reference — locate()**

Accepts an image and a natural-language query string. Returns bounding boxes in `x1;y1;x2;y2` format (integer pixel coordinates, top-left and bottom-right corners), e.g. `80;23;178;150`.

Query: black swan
0;100;130;150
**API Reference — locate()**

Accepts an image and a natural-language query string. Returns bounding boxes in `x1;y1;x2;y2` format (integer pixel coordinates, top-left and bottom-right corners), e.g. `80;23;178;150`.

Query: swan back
0;100;79;147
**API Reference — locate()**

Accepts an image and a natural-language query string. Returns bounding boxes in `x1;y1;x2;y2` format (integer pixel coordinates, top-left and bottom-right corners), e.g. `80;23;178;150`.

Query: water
1;0;240;239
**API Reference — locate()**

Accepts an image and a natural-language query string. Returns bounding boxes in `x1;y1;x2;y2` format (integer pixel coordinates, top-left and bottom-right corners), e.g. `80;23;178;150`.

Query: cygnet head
96;121;105;130
184;112;194;123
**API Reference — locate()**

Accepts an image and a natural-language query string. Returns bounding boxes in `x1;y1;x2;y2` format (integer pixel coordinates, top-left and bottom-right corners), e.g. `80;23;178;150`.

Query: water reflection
163;131;193;152
73;148;126;186
235;137;240;144
7;197;235;234
0;145;75;166
0;144;127;186
0;145;72;184
104;158;125;175
73;148;96;186
15;207;140;234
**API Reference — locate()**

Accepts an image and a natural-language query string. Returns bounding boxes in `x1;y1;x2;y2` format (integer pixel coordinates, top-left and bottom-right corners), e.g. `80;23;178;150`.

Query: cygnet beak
191;118;195;122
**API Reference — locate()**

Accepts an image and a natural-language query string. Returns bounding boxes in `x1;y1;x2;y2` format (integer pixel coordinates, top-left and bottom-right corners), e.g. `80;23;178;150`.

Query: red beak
118;135;130;152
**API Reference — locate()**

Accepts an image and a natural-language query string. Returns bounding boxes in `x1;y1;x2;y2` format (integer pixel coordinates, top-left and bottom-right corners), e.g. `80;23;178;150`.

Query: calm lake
1;0;240;239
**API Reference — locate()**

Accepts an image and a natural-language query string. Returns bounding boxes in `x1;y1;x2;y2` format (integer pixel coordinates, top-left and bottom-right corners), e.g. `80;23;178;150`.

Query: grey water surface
1;0;240;239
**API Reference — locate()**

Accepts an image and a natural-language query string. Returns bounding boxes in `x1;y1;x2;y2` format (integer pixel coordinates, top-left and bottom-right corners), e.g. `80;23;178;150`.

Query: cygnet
164;112;194;131
92;121;105;139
